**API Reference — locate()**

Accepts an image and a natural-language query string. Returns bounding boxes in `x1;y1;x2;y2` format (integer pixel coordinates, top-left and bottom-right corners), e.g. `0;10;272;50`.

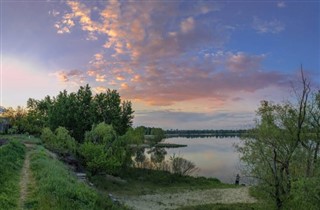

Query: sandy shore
117;187;257;210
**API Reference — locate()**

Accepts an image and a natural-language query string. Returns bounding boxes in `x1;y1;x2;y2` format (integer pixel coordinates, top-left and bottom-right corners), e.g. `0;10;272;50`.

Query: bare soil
18;144;34;209
117;187;256;210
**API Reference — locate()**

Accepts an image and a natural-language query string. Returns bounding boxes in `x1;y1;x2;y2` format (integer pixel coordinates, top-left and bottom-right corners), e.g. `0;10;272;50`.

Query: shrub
286;177;320;210
41;127;77;155
170;155;199;176
40;127;55;147
55;127;77;154
79;123;126;175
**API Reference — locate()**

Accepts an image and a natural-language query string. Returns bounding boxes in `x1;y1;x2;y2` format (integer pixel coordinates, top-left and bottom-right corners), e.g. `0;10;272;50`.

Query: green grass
26;146;127;210
90;168;233;196
0;141;26;210
1;134;42;145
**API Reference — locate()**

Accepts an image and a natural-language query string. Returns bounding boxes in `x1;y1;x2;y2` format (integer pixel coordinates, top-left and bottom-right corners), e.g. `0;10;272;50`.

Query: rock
105;174;127;184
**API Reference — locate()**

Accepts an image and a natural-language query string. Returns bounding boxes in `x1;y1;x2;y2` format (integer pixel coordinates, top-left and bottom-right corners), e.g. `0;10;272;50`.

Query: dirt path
18;144;34;210
117;187;257;210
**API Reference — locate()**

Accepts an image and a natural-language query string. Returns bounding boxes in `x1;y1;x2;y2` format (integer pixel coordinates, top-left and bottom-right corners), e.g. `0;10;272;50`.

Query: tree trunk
313;141;319;175
273;149;282;209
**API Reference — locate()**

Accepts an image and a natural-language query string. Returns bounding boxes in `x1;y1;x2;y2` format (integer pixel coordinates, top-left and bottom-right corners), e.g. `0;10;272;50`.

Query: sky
1;0;319;130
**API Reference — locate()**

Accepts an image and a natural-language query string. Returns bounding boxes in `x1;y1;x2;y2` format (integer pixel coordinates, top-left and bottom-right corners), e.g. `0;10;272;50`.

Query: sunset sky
1;0;319;129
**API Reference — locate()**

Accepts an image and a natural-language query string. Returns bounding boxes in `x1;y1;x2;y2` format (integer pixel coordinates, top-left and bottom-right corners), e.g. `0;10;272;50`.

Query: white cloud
180;17;195;34
253;17;285;34
277;2;286;8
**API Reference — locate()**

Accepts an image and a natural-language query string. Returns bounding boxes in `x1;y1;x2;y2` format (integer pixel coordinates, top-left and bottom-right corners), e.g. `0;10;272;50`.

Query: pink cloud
120;52;289;106
53;1;291;107
226;52;265;72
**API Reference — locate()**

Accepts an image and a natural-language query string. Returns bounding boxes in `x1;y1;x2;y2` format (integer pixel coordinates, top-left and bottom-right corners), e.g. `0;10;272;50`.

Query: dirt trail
18;144;34;210
117;187;257;210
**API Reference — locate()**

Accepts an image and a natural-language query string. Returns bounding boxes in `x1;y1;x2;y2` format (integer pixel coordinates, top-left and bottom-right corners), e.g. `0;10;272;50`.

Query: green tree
92;89;134;135
238;70;312;209
150;128;165;144
27;85;134;142
41;127;77;155
79;123;126;175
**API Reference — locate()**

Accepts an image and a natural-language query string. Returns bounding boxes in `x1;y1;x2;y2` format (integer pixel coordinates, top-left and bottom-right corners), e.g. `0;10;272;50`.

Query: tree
237;69;313;209
170;154;198;176
79;123;126;175
3;106;28;134
23;85;134;141
41;127;77;155
92;90;134;136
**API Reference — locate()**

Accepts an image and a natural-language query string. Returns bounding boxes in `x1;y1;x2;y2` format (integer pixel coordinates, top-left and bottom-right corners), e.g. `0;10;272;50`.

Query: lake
162;136;242;183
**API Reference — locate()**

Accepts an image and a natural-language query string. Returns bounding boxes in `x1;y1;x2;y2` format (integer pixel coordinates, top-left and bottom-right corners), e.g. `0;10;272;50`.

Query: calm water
162;136;242;183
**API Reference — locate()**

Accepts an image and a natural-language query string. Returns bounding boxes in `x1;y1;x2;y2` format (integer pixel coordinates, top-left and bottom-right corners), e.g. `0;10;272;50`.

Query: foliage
41;127;77;155
150;128;165;143
27;146;122;210
170;154;199;176
91;167;226;196
133;148;199;176
286;177;320;210
238;70;320;209
142;127;165;144
166;129;248;138
2;106;28;134
119;127;144;145
0;141;25;209
79;123;126;175
3;85;134;141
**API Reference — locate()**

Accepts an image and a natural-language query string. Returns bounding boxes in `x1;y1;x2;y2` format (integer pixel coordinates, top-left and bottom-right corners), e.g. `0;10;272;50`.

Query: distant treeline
165;129;248;138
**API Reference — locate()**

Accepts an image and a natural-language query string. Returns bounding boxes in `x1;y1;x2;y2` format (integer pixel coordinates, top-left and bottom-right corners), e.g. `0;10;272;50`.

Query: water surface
162;136;241;183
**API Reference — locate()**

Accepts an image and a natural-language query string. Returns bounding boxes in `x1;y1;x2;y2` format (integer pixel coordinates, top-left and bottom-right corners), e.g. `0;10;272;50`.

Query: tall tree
238;69;312;209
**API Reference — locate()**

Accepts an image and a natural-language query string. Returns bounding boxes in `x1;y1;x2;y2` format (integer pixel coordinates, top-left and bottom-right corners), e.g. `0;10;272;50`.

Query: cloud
93;86;107;93
95;74;106;82
53;1;290;107
180;17;195;33
253;17;285;34
226;52;265;72
120;51;289;106
54;69;85;84
277;2;286;8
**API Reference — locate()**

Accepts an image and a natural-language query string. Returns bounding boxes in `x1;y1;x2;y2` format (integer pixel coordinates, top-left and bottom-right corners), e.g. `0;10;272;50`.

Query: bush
79;123;126;175
40;127;55;147
170;155;199;176
55;127;77;154
286;177;320;210
41;127;77;155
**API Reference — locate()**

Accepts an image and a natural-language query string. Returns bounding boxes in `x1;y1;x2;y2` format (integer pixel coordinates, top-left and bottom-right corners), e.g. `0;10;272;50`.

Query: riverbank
1;135;264;210
117;187;256;210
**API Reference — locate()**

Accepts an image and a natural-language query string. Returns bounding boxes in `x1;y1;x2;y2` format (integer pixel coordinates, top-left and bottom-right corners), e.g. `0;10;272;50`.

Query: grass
0;134;42;145
90;167;234;196
25;146;127;210
0;141;26;210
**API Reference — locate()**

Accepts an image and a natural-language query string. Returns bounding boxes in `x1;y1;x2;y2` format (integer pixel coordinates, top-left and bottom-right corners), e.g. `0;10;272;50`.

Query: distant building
0;106;9;133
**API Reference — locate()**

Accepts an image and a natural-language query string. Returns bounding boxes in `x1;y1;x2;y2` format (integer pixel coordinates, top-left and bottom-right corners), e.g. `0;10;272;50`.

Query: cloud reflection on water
163;137;241;183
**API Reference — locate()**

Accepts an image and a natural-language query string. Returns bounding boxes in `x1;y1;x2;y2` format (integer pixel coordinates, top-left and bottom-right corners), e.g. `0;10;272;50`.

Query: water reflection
162;137;241;183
